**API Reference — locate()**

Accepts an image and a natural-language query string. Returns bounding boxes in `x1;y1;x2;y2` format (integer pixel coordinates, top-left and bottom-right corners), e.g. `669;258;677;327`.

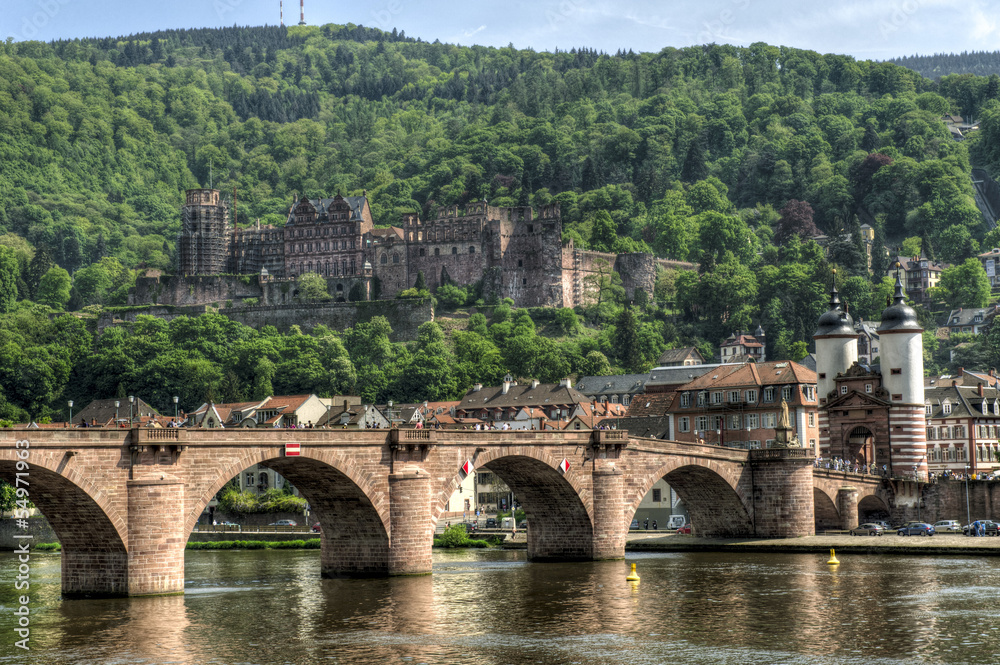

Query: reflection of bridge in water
0;427;890;597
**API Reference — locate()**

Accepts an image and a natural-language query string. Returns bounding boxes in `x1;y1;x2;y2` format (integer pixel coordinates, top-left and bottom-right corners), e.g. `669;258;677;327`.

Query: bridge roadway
0;427;885;598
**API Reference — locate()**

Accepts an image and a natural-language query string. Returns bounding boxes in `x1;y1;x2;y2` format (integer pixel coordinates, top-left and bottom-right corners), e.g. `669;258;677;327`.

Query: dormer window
982;400;988;414
680;393;691;408
943;402;952;415
994;400;999;415
925;403;932;416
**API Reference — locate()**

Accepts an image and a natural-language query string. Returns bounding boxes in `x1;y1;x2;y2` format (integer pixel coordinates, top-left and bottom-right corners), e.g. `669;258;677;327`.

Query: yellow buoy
626;562;640;582
827;548;840;565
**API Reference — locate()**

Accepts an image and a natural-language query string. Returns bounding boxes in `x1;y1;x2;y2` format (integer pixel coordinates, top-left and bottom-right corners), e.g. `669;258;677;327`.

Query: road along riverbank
623;532;1000;556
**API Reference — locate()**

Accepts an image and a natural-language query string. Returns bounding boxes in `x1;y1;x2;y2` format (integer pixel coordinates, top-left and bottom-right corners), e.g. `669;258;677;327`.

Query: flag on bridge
285;443;301;456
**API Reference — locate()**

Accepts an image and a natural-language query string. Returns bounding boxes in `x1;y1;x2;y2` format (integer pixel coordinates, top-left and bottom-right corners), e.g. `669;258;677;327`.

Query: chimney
561;378;572;388
473;383;483;392
979;383;984;397
959;367;965;376
502;374;513;395
343;399;348;412
531;379;540;389
953;380;958;387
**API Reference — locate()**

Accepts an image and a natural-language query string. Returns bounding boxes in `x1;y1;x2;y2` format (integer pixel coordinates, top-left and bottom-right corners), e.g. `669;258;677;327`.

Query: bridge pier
837;487;859;530
388;466;433;575
126;478;186;596
749;449;815;537
591;465;626;560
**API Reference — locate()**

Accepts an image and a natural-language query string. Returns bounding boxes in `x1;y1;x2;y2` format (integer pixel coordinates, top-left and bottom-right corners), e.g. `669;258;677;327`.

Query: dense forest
888;51;1000;81
5;24;1000;421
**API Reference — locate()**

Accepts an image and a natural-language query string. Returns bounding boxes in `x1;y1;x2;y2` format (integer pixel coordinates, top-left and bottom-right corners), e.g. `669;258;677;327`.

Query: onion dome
814;284;855;337
877;270;922;333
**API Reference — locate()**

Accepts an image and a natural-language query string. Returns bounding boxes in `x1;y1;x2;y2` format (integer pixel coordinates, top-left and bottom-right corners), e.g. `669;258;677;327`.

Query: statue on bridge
773;399;800;448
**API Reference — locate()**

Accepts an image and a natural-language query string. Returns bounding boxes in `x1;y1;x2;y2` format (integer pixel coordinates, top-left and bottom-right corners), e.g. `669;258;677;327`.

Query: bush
435;283;468;309
35;542;61;551
433;524;490;548
186;539;321;550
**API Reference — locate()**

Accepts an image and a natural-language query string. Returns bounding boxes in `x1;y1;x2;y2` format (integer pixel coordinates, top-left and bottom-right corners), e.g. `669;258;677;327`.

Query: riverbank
623;532;1000;556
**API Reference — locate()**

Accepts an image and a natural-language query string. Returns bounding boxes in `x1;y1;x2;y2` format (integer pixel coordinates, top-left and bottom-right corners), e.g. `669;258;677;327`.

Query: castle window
435;248;440;256
890;368;902;375
528;225;534;233
518;259;523;267
841;386;848;395
470;246;475;254
419;248;425;256
380;254;388;265
522;278;527;285
865;384;872;393
393;254;400;264
452;247;458;255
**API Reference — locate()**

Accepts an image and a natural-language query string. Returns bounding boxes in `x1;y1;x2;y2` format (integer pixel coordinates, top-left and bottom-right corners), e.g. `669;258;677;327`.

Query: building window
712;392;723;404
679;417;690;433
696;392;706;406
943;402;952;415
729;390;740;403
891;368;902;375
764;387;775;402
245;472;254;487
380;254;387;265
763;412;776;428
393;254;399;264
782;386;792;401
697;416;709;431
680;393;691;408
623;395;630;406
841;386;849;395
746;390;757;403
470;246;476;254
808;413;815;427
652;489;662;502
452;247;458;255
435;248;440;256
728;414;740;429
746;413;759;429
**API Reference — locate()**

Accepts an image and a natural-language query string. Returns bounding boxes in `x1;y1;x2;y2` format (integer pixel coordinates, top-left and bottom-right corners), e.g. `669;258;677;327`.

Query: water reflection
3;549;1000;664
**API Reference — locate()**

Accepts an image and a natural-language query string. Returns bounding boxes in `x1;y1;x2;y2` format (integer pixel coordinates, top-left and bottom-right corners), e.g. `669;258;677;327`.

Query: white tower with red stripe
813;278;858;458
876;268;927;478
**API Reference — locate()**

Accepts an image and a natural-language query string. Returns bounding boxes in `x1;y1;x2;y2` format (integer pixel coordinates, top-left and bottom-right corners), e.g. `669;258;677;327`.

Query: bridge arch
813;487;840;530
186;449;391;577
0;452;128;597
453;447;594;561
627;457;751;537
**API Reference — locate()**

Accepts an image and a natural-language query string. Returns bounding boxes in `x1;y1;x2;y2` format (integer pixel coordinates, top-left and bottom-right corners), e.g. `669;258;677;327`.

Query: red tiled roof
625;393;676;417
678;361;815;390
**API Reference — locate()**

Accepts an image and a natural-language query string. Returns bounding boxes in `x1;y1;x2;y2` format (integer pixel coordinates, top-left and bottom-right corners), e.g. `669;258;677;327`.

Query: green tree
0;247;20;314
297;272;331;301
35;266;71;310
931;259;990;308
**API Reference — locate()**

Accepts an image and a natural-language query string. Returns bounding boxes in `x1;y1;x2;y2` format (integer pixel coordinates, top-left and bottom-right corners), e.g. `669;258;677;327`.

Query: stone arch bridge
0;428;882;598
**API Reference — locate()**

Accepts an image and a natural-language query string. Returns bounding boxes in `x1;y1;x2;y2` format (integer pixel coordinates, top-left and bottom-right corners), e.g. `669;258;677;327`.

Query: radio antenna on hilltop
280;0;283;26
299;0;306;25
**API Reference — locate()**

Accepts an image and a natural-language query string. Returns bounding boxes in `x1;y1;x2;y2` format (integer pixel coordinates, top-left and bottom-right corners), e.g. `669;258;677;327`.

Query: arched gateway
0;427;826;598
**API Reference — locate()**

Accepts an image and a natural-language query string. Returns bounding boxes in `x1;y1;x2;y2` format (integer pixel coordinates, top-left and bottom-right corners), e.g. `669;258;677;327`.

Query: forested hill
8;25;1000;421
888;51;1000;80
5;24;1000;280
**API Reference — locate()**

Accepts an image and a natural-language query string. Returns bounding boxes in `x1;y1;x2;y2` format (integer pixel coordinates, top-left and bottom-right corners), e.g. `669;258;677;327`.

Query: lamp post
966;464;971;526
326;401;332;428
115;400;120;425
717;428;723;447
68;400;73;426
173;396;179;421
388;400;394;426
128;395;134;424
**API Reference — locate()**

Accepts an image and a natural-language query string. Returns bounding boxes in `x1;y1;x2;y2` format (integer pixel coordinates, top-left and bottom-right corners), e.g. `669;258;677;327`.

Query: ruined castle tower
178;189;230;275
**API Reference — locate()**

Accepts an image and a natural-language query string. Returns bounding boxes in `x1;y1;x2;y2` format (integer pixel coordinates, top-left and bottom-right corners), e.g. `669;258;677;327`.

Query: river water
2;548;1000;664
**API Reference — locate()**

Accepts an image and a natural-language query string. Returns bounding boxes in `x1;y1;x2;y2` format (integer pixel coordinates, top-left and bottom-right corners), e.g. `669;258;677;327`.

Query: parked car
897;522;935;536
311;522;321;533
517;520;527;529
850;523;885;536
676;524;692;535
269;519;297;527
630;519;640;530
933;520;962;533
963;520;999;535
485;517;497;529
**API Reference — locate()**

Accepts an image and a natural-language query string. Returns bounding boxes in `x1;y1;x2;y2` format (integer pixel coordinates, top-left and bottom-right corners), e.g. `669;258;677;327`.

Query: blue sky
4;0;996;61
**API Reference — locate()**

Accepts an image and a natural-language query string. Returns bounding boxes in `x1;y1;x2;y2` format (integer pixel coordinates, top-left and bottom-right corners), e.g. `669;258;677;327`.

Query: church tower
876;268;927;477
178;189;230;275
813;276;858;457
